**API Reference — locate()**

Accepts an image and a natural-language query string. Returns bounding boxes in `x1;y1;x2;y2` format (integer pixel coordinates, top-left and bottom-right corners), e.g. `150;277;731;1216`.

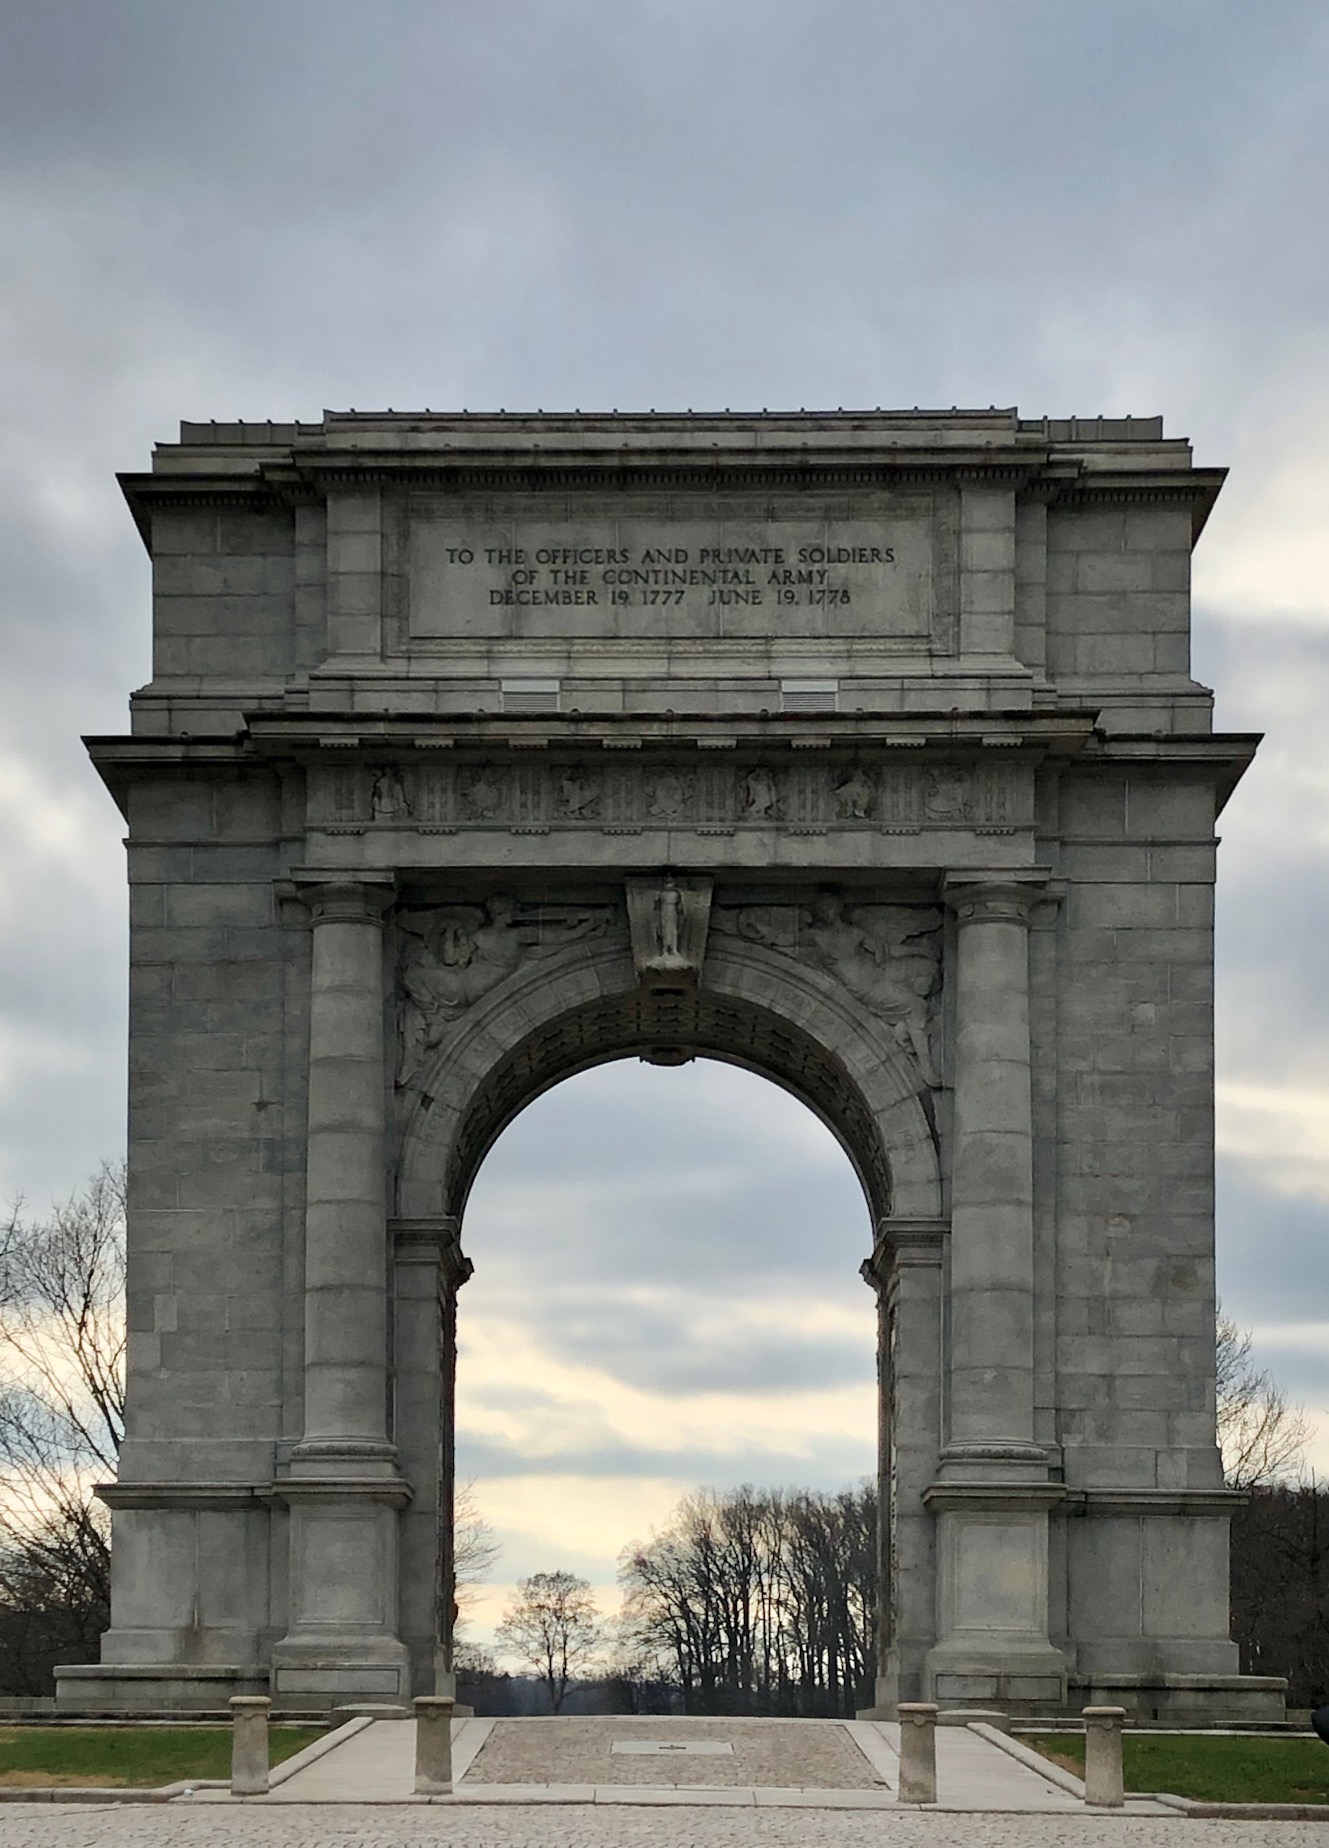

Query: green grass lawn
0;1724;325;1789
1023;1731;1329;1805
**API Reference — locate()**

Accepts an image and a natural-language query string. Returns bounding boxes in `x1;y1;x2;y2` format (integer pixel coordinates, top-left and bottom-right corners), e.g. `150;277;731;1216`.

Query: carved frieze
309;756;1027;836
712;891;943;1089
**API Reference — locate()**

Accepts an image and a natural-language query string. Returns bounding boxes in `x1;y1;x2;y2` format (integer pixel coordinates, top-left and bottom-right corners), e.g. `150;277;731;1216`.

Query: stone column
942;875;1045;1472
860;1220;947;1714
297;877;396;1464
924;874;1066;1710
273;876;412;1705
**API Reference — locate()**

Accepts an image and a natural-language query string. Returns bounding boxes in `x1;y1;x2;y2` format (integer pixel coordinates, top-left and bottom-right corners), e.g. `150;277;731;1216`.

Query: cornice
97;1481;272;1511
1064;1487;1244;1516
117;446;1224;549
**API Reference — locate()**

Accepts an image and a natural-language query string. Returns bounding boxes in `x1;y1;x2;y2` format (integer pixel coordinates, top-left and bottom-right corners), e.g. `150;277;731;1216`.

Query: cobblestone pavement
0;1809;1319;1847
463;1717;878;1788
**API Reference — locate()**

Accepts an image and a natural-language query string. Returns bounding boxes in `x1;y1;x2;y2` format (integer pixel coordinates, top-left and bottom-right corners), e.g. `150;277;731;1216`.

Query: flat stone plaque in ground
464;1717;882;1787
611;1739;734;1755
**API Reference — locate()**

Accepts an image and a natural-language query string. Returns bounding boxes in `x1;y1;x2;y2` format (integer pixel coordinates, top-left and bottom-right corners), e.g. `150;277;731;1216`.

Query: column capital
942;870;1049;928
861;1218;949;1291
291;873;396;926
392;1218;474;1289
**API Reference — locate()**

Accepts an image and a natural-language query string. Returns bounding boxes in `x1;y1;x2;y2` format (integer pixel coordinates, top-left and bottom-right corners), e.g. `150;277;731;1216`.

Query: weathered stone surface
62;410;1271;1723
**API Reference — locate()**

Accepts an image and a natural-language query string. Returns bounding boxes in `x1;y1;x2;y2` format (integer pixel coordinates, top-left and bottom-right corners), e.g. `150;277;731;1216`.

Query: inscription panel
404;493;953;647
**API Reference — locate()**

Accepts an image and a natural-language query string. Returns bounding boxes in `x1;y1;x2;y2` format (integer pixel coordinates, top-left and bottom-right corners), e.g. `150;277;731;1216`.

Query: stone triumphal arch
60;409;1279;1722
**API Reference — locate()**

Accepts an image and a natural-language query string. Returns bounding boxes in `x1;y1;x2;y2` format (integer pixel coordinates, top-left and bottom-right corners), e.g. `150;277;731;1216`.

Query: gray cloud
1217;1156;1329;1325
2;1;1329;1575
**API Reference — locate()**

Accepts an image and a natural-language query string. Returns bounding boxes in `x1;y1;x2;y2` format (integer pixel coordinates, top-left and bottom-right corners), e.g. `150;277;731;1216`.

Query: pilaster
392;1218;473;1700
860;1218;947;1713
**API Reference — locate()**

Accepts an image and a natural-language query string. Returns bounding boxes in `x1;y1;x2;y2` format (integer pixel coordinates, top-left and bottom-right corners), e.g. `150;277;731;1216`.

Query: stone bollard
1083;1705;1126;1808
414;1694;455;1795
896;1701;939;1804
229;1695;271;1797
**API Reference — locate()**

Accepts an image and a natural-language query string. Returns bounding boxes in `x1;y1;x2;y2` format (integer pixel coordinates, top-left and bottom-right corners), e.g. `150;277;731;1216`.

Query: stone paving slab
0;1802;1320;1845
462;1717;880;1789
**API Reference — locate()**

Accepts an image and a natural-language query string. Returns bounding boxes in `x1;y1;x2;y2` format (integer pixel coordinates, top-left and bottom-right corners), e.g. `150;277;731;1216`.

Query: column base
271;1473;413;1706
924;1641;1068;1712
923;1481;1069;1711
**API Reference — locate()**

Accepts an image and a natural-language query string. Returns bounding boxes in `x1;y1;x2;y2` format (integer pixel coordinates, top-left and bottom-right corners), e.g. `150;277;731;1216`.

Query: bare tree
0;1163;126;1691
1216;1304;1309;1490
619;1483;876;1716
495;1570;603;1711
453;1478;501;1614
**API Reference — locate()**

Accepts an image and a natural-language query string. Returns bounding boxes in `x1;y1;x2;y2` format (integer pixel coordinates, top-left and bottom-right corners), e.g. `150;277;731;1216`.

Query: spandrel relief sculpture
397;897;612;1081
715;891;941;1088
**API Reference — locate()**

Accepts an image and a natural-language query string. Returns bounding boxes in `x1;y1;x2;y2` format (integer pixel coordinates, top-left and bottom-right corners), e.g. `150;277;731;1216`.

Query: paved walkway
0;1807;1317;1846
184;1712;1164;1811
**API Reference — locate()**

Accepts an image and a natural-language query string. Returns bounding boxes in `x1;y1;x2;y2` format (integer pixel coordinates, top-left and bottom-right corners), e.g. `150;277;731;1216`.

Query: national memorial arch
61;409;1280;1723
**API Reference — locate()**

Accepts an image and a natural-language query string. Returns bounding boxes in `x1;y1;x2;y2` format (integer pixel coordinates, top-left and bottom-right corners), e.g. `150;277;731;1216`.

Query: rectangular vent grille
780;679;839;714
500;679;560;715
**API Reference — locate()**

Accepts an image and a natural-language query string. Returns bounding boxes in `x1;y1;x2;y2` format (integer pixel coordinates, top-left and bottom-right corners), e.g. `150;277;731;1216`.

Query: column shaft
272;875;410;1705
298;880;394;1463
944;877;1043;1468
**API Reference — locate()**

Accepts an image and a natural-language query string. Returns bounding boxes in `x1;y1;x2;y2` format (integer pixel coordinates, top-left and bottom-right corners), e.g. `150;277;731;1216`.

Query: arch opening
451;1054;880;1704
432;988;898;1227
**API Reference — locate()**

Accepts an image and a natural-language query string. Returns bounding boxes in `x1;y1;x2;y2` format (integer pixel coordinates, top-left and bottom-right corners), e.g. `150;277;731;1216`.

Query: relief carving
740;766;779;819
312;753;1023;835
715;890;941;1087
923;767;972;823
625;874;713;988
397;898;611;1080
370;767;412;821
463;765;506;821
647;768;691;821
558;766;601;819
833;765;874;820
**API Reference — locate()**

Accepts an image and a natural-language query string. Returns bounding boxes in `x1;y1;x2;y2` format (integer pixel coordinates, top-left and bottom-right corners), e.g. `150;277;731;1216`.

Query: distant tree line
1;1164;1327;1710
617;1484;875;1716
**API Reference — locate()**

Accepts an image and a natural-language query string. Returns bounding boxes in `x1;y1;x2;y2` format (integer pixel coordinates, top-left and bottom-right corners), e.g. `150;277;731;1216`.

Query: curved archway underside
440;987;898;1224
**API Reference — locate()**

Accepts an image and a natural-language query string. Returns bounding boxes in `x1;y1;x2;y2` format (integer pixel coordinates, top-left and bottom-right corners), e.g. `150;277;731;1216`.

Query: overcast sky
2;0;1329;1653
